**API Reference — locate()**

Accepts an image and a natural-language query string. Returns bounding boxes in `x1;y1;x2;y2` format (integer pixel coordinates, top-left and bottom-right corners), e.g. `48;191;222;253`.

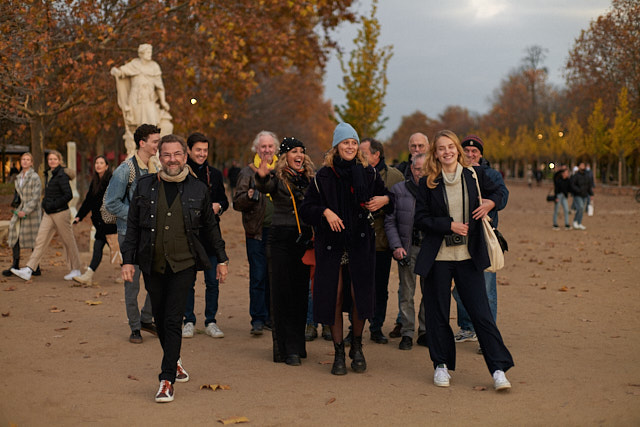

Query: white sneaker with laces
578;223;587;230
155;380;174;403
64;269;82;281
573;221;580;230
493;370;511;391
11;267;32;281
175;357;189;383
182;322;195;338
205;322;224;338
434;365;451;387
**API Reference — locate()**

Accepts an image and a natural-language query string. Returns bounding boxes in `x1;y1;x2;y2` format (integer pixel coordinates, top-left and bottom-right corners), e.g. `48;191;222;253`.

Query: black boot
331;342;347;375
2;257;19;277
349;336;367;373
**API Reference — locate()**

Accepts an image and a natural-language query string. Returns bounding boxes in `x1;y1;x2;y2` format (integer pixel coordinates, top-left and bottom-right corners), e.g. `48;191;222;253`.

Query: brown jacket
232;165;267;238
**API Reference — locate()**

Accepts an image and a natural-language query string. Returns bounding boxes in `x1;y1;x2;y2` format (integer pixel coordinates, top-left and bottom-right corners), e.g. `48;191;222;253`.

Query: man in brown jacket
233;131;278;335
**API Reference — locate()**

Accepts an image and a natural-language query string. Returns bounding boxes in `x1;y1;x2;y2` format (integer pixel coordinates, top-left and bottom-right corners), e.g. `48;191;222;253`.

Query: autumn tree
586;99;610;181
0;0;357;175
437;106;477;137
565;0;640;122
562;109;587;165
335;0;393;138
607;87;639;186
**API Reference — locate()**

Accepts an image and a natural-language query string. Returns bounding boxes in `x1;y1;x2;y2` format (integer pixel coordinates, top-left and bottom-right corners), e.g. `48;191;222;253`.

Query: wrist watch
219;260;229;266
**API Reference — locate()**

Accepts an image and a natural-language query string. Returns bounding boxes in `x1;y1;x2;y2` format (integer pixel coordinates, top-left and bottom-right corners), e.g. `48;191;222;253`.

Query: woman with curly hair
255;137;315;366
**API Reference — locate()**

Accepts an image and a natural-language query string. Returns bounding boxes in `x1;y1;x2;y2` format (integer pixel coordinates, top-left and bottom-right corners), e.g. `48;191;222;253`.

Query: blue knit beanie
332;122;359;147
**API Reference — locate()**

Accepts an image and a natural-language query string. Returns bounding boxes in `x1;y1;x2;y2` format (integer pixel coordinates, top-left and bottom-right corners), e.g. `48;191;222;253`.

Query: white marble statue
111;44;173;157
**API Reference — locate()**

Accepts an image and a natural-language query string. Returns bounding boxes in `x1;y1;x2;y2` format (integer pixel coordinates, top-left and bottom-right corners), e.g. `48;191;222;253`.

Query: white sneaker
175;357;189;383
578;223;586;230
434;364;451;387
205;322;224;338
493;370;511;391
182;322;195;338
573;221;580;230
155;380;174;403
64;269;82;281
11;267;32;281
73;267;94;284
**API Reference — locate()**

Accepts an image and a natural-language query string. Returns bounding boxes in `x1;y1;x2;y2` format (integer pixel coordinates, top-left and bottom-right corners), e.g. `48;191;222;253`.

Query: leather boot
2;257;19;277
349;336;367;373
331;342;347;375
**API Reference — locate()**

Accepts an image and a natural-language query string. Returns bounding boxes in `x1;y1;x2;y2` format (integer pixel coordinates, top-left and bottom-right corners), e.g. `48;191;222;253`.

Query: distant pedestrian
73;155;118;284
11;150;83;282
552;165;571;231
570;162;593;230
3;153;42;277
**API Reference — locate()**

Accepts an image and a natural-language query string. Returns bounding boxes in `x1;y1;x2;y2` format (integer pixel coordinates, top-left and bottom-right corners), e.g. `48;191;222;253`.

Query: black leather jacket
42;166;73;214
121;173;228;276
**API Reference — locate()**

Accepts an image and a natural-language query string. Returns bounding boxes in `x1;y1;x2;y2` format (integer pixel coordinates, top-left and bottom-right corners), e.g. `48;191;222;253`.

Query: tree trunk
30;113;46;179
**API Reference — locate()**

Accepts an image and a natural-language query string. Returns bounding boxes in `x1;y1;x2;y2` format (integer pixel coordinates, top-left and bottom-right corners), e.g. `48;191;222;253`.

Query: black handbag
546;190;555;202
493;228;508;253
11;190;21;209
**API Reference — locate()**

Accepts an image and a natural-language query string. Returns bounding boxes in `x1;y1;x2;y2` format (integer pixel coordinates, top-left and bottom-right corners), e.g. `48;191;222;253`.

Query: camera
398;256;410;267
444;233;467;247
250;189;260;201
295;233;313;249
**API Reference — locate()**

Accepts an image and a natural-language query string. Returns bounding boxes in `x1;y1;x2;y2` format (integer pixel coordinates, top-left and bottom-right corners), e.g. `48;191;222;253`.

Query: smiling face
188;141;208;165
434;136;460;171
337;138;358;162
140;133;160;157
257;135;277;160
94;157;108;176
159;141;187;176
285;147;305;171
463;146;482;166
47;153;60;169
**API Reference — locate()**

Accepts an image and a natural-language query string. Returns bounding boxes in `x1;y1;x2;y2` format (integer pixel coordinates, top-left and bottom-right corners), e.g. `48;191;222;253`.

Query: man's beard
164;163;183;176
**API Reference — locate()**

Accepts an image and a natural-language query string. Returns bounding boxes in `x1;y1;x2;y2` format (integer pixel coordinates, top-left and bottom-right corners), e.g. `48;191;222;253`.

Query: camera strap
284;180;302;236
441;174;466;224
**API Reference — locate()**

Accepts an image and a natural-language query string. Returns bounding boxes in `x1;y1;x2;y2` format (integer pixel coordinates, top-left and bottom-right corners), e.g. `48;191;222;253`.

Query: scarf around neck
158;164;194;183
253;153;277;170
333;157;369;203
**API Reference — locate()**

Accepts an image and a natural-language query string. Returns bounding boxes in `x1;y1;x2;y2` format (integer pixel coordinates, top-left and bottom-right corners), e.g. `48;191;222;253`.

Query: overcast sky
323;0;613;140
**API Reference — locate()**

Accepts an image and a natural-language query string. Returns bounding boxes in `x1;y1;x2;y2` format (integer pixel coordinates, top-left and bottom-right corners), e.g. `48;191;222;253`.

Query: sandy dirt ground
1;181;639;426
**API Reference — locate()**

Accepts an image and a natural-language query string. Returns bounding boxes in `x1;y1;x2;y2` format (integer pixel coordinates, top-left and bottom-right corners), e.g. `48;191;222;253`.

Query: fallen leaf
628;383;640;387
45;342;51;347
54;327;69;331
319;360;332;365
4;286;16;291
50;306;65;313
55;251;62;257
559;286;569;292
540;286;547;290
326;397;336;405
218;416;249;425
97;291;108;296
85;300;102;305
79;341;88;344
2;312;10;317
610;335;621;339
473;385;487;391
201;384;231;391
128;375;139;381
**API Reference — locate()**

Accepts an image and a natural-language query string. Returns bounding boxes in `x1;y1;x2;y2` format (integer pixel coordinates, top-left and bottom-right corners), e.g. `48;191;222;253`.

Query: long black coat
414;166;502;277
299;165;392;325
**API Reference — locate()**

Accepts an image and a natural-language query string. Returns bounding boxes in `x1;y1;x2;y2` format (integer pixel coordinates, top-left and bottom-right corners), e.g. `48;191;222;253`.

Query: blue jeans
306;279;316;326
246;228;270;326
453;271;497;332
553;193;570;227
184;254;218;326
573;196;587;225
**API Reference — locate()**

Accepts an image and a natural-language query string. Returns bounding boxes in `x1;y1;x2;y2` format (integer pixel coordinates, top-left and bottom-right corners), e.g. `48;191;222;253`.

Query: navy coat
414;166;502;277
299;165;391;325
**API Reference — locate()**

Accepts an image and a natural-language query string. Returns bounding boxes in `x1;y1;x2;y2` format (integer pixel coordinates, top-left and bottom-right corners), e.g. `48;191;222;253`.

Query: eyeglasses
160;152;185;160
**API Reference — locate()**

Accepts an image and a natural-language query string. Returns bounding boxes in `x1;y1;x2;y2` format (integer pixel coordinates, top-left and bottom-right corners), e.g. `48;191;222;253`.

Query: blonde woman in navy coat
414;130;513;391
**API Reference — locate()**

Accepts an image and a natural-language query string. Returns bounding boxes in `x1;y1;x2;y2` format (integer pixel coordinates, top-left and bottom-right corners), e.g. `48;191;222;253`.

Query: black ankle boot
331;342;347;375
2;257;19;277
349;336;367;373
32;265;42;276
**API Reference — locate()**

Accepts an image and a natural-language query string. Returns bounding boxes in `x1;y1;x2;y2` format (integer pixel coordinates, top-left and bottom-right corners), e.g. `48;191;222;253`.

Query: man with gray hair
396;132;429;178
233;131;277;335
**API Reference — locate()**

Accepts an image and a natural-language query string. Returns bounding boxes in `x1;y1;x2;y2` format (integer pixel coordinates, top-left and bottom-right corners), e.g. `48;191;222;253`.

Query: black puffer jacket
121;173;228;276
42;166;75;214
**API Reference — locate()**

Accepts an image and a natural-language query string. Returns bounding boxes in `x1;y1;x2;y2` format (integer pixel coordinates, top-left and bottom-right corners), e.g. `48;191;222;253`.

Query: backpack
100;157;140;224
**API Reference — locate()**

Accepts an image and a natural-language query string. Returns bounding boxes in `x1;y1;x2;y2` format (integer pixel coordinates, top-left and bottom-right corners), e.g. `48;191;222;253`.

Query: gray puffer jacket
384;177;419;253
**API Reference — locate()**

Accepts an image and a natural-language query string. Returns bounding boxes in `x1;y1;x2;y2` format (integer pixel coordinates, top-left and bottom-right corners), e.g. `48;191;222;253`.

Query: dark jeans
268;226;309;358
424;260;514;374
89;237;107;271
184;254;219;326
370;250;392;333
245;227;270;326
144;266;195;383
